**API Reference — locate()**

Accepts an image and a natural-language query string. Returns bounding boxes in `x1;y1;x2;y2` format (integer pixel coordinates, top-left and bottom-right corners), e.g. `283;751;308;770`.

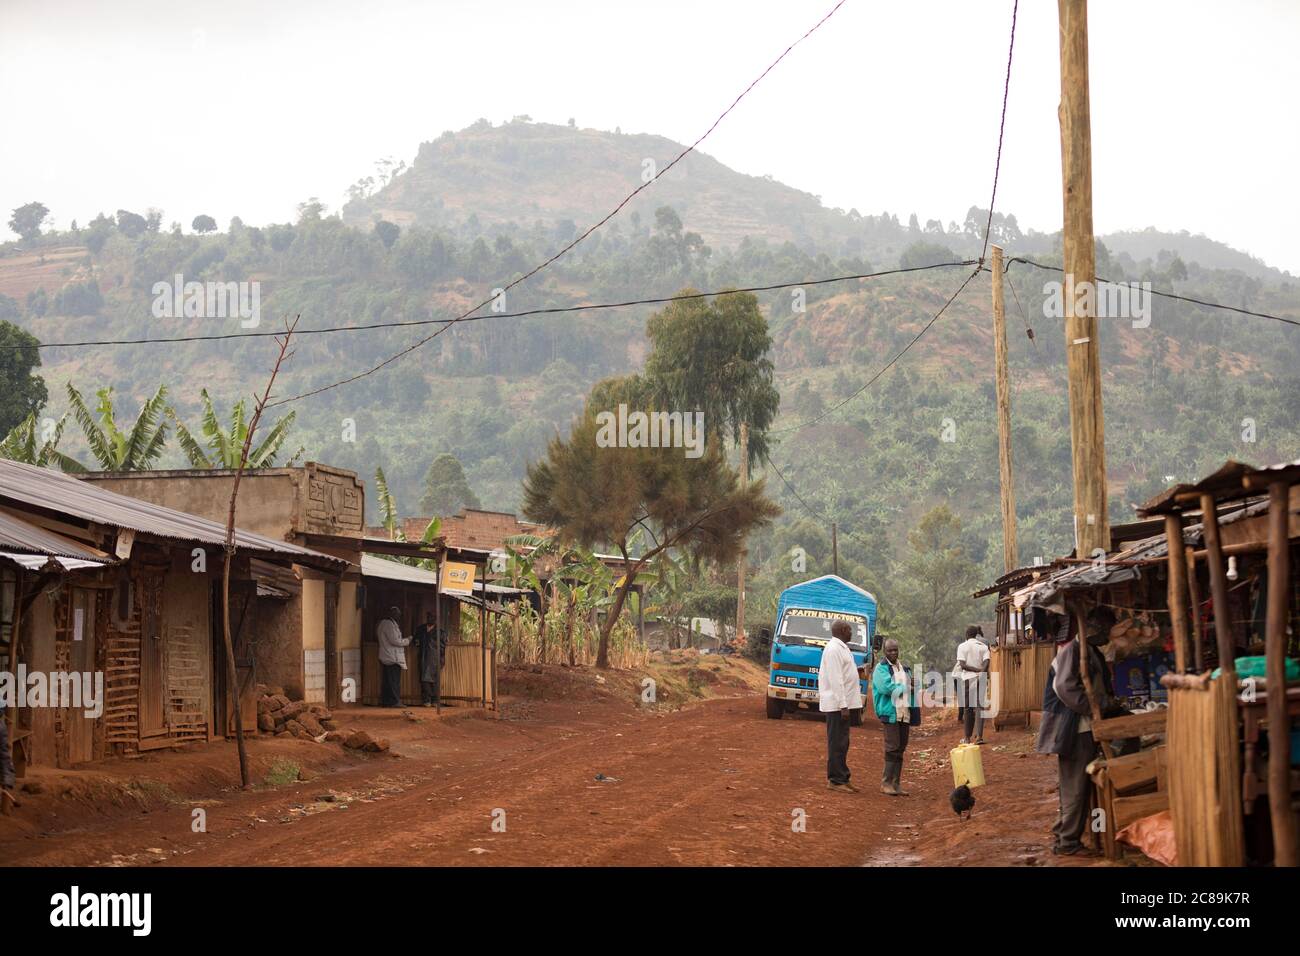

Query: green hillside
3;119;1299;650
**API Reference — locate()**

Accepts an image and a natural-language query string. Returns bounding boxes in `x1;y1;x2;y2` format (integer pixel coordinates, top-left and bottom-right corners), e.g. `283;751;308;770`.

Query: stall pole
480;562;487;710
1163;514;1192;673
1198;494;1236;683
1264;480;1296;866
434;554;443;717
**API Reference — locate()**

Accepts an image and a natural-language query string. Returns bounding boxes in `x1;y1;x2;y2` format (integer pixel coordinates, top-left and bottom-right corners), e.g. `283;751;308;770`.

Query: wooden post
832;523;839;577
1164;514;1191;674
1264;480;1296;866
991;245;1018;573
1199;494;1236;681
479;561;487;710
1185;546;1204;672
1058;0;1109;560
735;421;748;648
434;553;443;717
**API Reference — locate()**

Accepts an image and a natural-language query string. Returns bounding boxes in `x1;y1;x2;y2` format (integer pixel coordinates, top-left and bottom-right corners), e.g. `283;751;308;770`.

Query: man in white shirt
377;606;410;707
818;620;863;793
955;625;990;744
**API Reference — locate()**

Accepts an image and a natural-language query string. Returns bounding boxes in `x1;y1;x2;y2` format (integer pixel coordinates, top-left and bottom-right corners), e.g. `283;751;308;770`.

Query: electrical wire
979;0;1019;264
1003;256;1300;329
267;0;851;407
13;261;975;350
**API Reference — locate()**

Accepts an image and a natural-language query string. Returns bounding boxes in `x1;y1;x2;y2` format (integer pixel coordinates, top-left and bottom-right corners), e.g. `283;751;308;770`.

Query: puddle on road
861;848;922;866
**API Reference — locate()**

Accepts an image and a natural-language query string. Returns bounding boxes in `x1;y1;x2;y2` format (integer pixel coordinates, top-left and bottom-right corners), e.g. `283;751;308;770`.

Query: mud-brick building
81;464;367;705
0;459;345;771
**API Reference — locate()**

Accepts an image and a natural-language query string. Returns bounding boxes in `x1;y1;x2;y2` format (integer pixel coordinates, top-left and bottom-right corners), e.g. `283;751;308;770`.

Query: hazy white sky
3;0;1297;272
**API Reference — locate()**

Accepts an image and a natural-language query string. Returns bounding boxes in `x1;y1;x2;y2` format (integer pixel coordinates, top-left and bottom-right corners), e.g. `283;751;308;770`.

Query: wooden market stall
1139;459;1300;867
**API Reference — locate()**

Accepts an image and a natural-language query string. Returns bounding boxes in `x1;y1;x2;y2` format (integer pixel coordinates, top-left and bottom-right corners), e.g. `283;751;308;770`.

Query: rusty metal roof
0;459;346;569
1139;458;1300;515
0;508;113;562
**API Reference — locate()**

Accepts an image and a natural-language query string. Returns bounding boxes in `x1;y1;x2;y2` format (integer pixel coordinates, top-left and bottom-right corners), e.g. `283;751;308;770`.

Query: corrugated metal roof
0;509;113;562
0;459;345;569
1139;458;1300;515
361;553;439;586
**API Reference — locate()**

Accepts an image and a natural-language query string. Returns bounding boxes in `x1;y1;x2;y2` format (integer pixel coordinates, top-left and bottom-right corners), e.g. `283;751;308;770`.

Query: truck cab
766;574;878;723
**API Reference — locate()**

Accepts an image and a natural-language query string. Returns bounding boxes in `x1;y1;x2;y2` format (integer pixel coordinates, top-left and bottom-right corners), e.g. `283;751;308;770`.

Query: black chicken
950;782;976;820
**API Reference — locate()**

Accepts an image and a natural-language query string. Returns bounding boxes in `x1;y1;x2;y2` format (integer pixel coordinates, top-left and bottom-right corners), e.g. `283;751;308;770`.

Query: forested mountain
3;118;1298;642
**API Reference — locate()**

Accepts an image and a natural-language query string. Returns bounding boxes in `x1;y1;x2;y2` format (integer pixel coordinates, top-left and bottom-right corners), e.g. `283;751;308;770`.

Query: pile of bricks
254;685;388;752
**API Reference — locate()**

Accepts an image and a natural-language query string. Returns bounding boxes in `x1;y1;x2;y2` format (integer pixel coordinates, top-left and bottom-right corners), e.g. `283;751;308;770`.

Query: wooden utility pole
831;522;839;577
991;244;1017;573
1058;0;1109;559
735;422;749;647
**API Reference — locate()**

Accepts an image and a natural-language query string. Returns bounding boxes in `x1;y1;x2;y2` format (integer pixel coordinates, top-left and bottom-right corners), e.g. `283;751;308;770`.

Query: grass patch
263;758;301;787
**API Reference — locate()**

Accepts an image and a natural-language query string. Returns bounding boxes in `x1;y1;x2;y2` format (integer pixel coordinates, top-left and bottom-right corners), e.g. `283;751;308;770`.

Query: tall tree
168;389;300;468
8;202;49;242
419;453;480;516
642;290;780;466
0;321;49;434
66;383;169;471
522;375;779;667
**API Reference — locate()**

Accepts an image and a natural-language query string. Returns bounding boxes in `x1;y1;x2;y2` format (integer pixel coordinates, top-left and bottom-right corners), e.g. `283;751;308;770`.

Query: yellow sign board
440;560;479;595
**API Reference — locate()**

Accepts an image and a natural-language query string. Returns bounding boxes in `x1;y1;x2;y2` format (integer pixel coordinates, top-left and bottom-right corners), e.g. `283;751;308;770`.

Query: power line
978;0;1019;264
12;261;975;351
772;264;983;434
1004;256;1300;329
760;449;872;550
269;0;851;408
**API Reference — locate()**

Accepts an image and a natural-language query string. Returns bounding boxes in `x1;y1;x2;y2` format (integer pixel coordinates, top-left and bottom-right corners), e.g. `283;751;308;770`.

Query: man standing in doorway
872;638;919;796
377;606;410;708
413;611;442;707
956;625;990;744
818;620;863;793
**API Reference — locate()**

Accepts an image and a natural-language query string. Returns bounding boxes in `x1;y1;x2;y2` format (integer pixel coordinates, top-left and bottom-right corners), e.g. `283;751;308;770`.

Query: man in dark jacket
1035;607;1118;855
413;612;443;707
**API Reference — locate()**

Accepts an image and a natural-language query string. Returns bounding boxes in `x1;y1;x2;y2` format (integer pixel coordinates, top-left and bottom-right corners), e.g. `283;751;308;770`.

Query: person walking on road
818;620;863;793
872;638;920;796
955;625;990;744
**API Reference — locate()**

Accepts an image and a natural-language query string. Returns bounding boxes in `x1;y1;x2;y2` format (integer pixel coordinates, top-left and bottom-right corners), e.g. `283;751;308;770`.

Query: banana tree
0;410;85;472
375;466;441;568
169;389;302;468
65;382;170;471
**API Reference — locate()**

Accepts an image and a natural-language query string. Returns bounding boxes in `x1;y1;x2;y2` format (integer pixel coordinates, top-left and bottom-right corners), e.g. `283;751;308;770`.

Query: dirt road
1;665;1082;867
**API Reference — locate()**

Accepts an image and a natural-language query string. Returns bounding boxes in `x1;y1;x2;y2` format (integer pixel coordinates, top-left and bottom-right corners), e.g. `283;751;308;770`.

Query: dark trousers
420;679;439;705
882;720;910;787
961;678;985;740
380;663;403;707
1054;731;1097;850
825;711;852;784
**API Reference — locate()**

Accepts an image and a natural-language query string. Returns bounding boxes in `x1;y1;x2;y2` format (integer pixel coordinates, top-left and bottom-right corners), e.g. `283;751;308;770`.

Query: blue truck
765;574;878;724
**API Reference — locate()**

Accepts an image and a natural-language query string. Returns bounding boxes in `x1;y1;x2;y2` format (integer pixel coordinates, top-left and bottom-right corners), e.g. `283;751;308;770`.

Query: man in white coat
377;606;410;707
819;620;863;793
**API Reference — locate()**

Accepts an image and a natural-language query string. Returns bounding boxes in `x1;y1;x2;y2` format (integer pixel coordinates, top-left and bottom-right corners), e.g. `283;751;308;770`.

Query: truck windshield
779;611;868;648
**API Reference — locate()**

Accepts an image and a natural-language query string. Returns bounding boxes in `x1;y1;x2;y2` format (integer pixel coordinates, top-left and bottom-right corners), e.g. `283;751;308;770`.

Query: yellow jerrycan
950;742;985;788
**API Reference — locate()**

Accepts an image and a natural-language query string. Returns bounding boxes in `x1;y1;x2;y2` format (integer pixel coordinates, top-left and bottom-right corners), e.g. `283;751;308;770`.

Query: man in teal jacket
872;638;920;796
